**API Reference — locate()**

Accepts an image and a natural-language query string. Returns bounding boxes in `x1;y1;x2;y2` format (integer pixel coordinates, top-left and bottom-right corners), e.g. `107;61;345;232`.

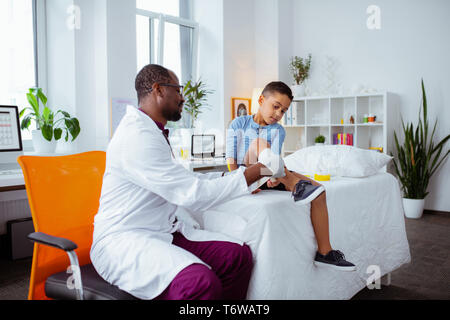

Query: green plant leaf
42;106;52;122
20;114;34;130
37;88;48;106
41;123;53;141
26;92;40;116
54;128;62;141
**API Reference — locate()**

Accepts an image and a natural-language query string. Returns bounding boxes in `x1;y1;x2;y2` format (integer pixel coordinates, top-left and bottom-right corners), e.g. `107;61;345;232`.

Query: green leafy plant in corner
289;54;312;85
19;87;81;142
182;79;214;128
315;135;325;143
391;79;450;199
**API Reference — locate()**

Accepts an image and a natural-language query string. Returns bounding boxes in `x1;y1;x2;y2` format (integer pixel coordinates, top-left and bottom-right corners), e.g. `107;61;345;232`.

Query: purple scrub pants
154;232;253;300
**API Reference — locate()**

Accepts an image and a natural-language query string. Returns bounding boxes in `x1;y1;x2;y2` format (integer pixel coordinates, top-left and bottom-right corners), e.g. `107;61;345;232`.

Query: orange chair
18;151;135;300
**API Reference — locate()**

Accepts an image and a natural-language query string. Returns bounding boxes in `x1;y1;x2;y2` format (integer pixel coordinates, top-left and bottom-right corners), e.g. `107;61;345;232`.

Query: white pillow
283;145;392;177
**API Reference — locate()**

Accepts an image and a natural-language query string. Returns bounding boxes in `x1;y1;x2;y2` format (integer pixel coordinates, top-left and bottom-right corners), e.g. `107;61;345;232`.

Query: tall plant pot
32;130;57;154
402;198;425;219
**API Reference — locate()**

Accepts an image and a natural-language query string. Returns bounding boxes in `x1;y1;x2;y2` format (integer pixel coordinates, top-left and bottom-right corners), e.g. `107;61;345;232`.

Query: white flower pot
402;198;425;219
292;84;305;97
315;143;324;146
32;130;57;154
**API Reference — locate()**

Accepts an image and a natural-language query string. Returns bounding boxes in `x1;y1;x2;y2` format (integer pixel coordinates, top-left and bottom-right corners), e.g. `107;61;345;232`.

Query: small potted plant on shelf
315;135;325;146
20;87;81;154
392;79;449;219
289;54;312;97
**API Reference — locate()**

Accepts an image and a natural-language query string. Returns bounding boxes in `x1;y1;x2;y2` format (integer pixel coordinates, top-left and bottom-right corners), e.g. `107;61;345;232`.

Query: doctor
90;64;286;300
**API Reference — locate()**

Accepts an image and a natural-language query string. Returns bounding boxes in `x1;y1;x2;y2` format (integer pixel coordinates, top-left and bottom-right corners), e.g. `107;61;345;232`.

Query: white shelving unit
282;92;397;157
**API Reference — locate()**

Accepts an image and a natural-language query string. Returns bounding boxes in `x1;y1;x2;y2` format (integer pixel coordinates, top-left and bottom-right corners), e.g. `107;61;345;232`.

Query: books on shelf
333;133;353;146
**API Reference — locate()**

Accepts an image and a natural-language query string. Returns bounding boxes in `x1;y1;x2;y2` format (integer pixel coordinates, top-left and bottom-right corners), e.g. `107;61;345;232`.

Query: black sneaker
314;250;356;271
292;180;325;205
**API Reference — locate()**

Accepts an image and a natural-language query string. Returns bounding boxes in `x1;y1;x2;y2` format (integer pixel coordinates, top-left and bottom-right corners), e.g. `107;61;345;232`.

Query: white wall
288;0;450;211
192;0;226;152
45;0;136;152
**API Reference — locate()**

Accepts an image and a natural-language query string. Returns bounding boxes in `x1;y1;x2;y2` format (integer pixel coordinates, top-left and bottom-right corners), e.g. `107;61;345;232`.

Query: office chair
18;151;136;300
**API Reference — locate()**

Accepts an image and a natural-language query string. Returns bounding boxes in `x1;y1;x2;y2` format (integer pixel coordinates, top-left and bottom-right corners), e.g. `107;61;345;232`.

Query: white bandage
258;148;286;178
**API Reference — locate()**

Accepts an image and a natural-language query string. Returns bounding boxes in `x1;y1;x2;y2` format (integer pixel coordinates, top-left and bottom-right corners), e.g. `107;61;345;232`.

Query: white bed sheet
198;172;411;299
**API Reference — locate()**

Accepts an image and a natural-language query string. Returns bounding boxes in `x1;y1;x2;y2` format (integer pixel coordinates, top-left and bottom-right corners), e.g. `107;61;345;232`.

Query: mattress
198;172;411;299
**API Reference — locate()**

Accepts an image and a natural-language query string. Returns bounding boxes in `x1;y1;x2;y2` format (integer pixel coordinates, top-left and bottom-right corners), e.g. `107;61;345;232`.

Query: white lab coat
90;106;254;300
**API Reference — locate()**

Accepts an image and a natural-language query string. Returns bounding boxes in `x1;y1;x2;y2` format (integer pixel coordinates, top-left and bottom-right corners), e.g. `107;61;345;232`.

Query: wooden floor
0;211;449;300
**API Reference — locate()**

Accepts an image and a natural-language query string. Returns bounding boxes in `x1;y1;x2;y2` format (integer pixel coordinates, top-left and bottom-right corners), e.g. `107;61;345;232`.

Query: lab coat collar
126;105;160;132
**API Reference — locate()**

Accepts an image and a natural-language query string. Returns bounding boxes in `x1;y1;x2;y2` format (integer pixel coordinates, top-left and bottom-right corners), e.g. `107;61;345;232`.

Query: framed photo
0;105;23;152
231;97;252;120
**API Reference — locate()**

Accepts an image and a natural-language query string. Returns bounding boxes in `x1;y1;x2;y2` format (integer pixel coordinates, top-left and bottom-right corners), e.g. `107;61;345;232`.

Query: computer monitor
0;105;23;166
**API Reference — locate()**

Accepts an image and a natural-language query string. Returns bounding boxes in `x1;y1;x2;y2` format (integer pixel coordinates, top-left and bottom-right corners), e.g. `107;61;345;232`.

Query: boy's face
258;91;291;125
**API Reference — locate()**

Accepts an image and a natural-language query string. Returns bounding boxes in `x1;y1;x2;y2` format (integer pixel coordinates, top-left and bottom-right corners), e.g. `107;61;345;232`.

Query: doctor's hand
252;188;262;194
270;168;301;192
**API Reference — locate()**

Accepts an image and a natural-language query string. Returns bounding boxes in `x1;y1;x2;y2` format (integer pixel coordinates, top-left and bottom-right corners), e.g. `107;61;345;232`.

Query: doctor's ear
152;83;164;97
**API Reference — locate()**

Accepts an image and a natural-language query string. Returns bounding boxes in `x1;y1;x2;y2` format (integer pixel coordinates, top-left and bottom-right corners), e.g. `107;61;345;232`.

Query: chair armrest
28;232;78;252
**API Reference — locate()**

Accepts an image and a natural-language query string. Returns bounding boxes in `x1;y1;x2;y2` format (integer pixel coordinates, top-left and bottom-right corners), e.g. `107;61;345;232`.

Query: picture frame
0;105;23;152
231;97;252;120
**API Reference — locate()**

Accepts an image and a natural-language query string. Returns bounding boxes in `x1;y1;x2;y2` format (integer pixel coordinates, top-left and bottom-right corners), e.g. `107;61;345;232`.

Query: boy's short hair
262;81;293;101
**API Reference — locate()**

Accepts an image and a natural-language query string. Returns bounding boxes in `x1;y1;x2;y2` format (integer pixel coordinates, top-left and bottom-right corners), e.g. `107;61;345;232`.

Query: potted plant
20;87;81;153
392;79;449;219
315;135;325;146
289;54;312;97
182;78;214;129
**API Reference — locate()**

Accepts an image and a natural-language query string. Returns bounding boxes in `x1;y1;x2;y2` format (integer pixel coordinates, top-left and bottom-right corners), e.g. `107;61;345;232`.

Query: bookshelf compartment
291;101;305;126
330;97;356;125
357;95;384;124
356;125;384;150
306;99;329;125
307;126;329;146
331;126;355;146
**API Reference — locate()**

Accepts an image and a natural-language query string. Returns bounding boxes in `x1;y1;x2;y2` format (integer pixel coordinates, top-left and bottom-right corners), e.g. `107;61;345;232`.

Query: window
0;0;39;141
136;0;198;128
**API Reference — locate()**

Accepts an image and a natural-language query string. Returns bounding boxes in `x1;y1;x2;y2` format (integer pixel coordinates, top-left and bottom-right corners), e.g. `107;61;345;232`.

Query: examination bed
198;171;411;299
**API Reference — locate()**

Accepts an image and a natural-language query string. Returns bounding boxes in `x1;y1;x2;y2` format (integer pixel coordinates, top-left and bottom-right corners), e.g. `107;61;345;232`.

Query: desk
178;158;228;173
0;157;229;191
0;152;72;191
0;174;25;192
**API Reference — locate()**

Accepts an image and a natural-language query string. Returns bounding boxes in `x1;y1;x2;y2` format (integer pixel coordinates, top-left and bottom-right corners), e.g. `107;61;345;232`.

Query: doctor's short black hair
135;64;172;104
262;81;293;101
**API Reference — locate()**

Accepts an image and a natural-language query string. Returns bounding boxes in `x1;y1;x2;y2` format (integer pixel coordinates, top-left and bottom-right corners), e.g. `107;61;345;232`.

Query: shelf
283;92;393;158
293;92;386;101
356;122;384;126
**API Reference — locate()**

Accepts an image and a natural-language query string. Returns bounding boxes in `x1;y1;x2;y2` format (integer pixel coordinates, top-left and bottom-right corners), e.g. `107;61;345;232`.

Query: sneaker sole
314;261;357;272
295;185;325;205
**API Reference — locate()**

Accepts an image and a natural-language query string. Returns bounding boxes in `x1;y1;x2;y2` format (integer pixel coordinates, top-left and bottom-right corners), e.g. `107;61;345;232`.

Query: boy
226;81;356;271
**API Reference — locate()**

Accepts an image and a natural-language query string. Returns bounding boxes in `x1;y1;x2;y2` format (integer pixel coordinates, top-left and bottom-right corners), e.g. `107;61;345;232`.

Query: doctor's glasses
144;83;184;96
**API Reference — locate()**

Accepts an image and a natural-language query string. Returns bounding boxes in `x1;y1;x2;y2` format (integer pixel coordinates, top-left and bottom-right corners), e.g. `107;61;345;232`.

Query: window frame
20;0;47;150
135;8;199;82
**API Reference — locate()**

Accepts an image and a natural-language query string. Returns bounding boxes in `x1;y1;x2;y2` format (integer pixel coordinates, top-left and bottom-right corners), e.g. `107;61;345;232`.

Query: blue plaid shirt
226;115;285;166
